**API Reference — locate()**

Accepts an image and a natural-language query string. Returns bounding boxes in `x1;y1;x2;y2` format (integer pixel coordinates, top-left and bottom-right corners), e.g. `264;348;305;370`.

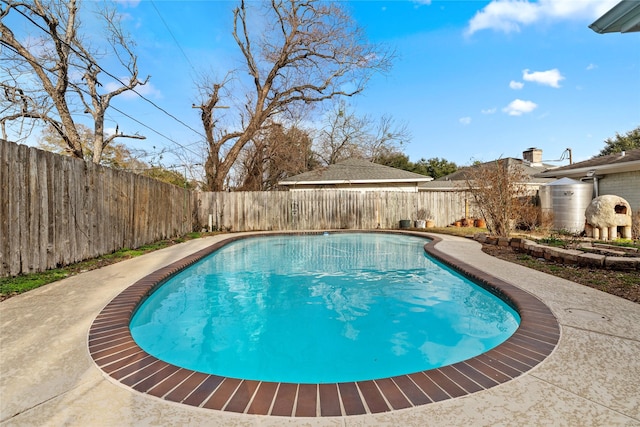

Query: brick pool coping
88;231;560;417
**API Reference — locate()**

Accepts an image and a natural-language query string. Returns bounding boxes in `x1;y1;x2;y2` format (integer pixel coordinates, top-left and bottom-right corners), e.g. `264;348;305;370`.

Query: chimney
523;147;543;166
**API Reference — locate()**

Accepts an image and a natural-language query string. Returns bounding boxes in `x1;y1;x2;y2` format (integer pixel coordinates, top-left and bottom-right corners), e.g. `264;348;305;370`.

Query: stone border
474;234;640;271
88;231;559;417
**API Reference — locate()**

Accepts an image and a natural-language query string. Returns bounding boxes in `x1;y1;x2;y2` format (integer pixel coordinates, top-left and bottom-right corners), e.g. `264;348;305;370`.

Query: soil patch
482;244;639;304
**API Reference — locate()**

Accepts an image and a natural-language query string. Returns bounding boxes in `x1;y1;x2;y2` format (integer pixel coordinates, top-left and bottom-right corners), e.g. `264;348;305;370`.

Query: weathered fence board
1;139;476;277
193;190;473;232
0;140;194;276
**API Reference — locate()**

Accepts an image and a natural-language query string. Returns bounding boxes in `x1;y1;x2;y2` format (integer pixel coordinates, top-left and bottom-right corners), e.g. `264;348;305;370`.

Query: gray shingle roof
419;157;555;190
279;158;433;185
536;149;640;177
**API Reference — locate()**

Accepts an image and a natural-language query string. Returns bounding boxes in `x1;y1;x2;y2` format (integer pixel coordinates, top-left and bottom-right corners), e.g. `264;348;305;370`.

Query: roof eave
279;178;434;186
536;160;640;178
589;0;640;33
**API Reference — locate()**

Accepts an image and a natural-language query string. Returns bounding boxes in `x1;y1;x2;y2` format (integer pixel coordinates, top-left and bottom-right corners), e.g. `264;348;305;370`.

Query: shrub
461;159;535;237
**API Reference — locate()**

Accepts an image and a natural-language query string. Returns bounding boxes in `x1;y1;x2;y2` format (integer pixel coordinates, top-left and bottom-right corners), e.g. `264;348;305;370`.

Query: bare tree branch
197;0;394;190
0;0;148;162
461;159;533;237
314;100;410;165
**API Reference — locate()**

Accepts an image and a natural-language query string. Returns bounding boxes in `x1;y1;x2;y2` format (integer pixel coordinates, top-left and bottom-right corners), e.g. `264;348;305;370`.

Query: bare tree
314;101;368;165
196;0;393;191
237;123;315;190
38;122;145;168
315;100;410;165
0;0;147;162
38;123;193;187
366;114;411;163
462;159;533;237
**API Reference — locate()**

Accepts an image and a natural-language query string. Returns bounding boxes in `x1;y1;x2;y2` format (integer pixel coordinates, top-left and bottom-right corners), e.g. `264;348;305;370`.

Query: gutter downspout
582;175;599;197
581;170;599;198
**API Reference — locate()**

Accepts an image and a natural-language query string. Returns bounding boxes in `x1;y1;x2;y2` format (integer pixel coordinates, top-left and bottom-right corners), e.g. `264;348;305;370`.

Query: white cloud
481;108;497;114
522;68;564;88
465;0;619;35
459;117;472;125
466;1;539;35
509;80;524;90
503;99;537;116
114;0;140;7
586;63;597;71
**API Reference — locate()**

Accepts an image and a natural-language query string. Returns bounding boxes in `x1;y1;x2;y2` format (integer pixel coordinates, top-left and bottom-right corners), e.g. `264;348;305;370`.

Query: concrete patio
1;233;639;426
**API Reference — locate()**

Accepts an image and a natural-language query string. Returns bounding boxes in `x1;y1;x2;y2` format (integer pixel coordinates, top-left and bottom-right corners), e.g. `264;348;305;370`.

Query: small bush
461;159;536;237
538;237;567;248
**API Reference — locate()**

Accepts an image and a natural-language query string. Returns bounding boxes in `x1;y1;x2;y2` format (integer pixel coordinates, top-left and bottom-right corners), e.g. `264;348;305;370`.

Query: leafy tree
597;126;640;156
376;152;414;171
1;0;147;162
376;153;457;178
195;0;394;190
376;152;428;176
143;167;191;189
414;157;458;179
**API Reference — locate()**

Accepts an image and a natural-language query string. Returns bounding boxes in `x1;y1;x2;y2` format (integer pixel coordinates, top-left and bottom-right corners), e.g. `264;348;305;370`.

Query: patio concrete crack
562;323;640;343
0;379;98;423
530;373;640;423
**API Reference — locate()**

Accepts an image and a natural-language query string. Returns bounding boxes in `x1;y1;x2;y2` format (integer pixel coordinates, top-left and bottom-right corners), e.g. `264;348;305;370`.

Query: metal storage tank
542;178;593;233
539;184;552;216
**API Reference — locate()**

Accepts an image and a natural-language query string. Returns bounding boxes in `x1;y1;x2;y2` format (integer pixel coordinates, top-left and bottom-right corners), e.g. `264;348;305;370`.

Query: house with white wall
278;158;433;192
535;149;640;217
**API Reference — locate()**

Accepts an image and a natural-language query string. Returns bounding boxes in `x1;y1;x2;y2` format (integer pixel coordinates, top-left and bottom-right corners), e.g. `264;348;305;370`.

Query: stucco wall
598;170;640;216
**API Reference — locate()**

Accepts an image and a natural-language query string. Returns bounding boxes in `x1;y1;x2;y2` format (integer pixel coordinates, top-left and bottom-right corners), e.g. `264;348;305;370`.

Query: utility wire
108;104;202;157
150;0;198;74
7;5;207;140
0;38;202;159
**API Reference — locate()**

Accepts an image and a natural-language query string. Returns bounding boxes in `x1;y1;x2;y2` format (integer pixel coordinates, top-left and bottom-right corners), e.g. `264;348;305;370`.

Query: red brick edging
88;232;559;417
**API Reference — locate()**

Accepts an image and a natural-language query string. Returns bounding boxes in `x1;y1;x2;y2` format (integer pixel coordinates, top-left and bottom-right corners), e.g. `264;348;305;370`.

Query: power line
1;38;199;157
150;0;198;74
6;4;207;140
108;105;202;157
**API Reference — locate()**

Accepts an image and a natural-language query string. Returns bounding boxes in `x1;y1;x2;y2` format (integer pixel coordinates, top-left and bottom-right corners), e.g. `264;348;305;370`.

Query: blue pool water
130;233;520;383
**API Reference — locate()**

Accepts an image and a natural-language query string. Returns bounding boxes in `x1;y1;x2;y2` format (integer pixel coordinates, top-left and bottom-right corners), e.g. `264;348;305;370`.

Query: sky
6;0;640;170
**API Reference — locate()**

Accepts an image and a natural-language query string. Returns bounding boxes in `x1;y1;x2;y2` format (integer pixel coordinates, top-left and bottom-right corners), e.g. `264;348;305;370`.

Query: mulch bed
482;244;639;304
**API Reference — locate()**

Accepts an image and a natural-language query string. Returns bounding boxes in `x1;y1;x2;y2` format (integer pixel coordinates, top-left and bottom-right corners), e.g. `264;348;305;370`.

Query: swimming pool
88;231;560;417
130;233;520;383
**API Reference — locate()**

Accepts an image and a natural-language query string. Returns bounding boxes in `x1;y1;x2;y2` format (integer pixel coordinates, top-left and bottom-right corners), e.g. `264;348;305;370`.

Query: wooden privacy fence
1;139;476;276
0;139;193;277
194;190;472;232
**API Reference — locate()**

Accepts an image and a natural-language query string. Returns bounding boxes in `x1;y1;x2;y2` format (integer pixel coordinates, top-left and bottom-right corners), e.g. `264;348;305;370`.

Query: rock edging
473;234;640;271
